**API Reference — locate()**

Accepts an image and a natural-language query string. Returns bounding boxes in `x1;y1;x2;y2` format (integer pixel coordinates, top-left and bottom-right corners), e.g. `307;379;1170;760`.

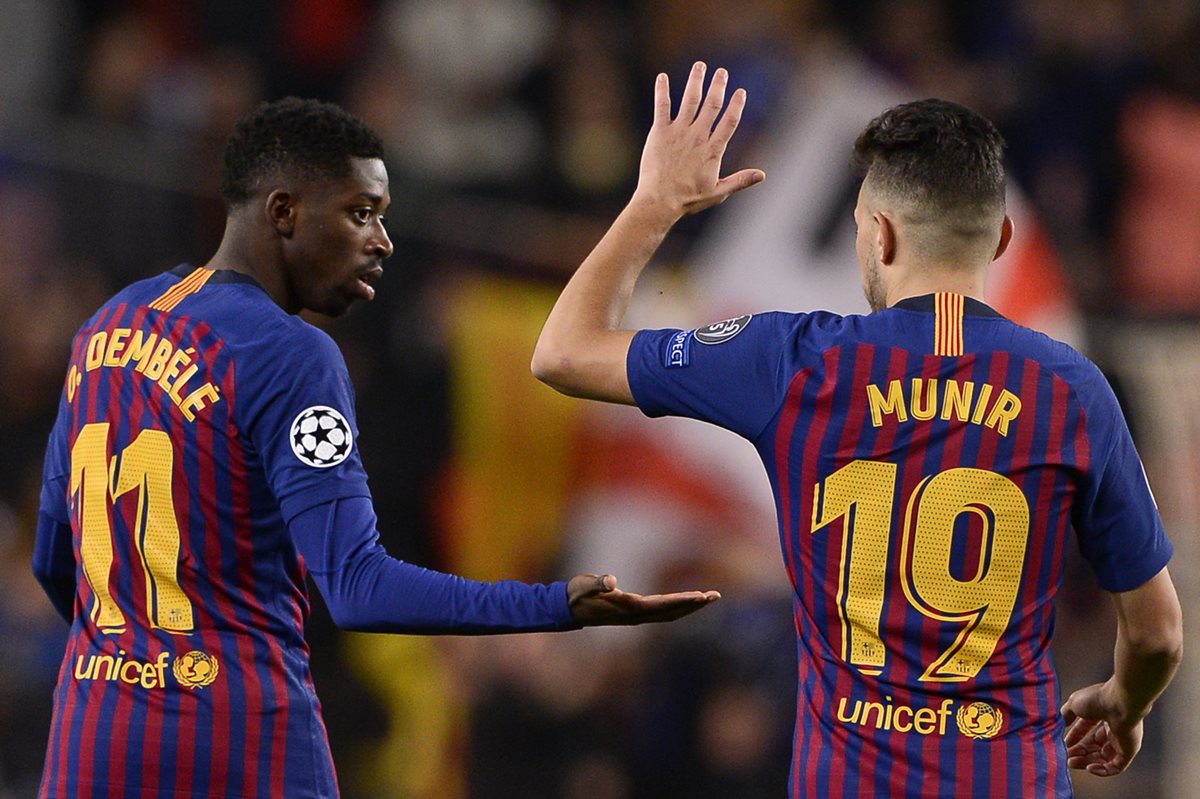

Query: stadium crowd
1;1;1197;797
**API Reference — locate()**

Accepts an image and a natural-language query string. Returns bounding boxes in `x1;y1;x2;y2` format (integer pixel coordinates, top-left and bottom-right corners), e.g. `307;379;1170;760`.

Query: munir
865;378;1021;436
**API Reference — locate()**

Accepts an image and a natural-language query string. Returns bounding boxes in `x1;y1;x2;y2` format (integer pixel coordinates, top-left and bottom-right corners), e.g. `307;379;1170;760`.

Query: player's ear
875;212;897;265
266;190;296;238
992;214;1014;262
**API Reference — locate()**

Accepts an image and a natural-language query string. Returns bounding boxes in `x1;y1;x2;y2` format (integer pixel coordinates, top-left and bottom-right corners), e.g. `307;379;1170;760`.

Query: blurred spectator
0;0;76;110
1112;9;1200;316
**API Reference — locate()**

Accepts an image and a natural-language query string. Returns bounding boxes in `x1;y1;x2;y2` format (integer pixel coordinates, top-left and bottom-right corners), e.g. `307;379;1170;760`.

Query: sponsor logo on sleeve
664;329;692;368
290;406;353;468
695;314;753;345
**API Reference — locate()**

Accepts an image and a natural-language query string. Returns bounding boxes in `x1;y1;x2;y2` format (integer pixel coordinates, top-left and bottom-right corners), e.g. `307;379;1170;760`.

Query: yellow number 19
812;460;1029;682
70;422;194;634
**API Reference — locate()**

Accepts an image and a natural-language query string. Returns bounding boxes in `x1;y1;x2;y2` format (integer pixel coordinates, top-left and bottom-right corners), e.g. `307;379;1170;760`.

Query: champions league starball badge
290;406;353;468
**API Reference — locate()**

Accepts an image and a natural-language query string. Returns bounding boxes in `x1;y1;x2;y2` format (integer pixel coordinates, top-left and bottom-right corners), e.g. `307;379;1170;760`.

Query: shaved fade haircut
221;97;385;209
854;99;1007;261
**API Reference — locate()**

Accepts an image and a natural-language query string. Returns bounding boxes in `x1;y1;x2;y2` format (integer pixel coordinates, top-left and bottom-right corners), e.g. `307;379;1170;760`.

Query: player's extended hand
1061;680;1143;777
567;573;721;626
632;61;765;219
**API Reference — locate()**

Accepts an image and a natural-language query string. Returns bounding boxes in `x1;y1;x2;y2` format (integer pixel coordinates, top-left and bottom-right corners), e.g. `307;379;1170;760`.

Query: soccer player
32;97;720;799
532;62;1183;797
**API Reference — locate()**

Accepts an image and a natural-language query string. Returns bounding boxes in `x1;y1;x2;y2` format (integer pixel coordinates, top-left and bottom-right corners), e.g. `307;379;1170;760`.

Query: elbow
326;600;377;633
32;559;52;586
1127;606;1184;667
530;344;575;395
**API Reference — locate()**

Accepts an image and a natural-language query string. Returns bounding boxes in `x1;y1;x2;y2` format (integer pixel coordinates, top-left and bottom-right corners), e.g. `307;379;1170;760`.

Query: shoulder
701;309;854;340
670;310;845;365
231;314;348;389
1001;322;1109;391
760;308;873;356
984;321;1125;433
205;289;345;371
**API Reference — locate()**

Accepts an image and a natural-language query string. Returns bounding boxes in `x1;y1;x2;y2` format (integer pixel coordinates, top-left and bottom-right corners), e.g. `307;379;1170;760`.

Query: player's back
627;292;1170;798
775;294;1093;798
39;265;349;798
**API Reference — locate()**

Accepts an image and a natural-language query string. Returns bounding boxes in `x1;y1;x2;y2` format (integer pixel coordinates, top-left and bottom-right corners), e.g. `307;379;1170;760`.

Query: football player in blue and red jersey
32;97;720;799
533;63;1183;797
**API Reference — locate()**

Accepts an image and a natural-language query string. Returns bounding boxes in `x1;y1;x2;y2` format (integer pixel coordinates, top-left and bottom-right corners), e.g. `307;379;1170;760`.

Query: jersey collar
891;293;1004;318
168;263;266;289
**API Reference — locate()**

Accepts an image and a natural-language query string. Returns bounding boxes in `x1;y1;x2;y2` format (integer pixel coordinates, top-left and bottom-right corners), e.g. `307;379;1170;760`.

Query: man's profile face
283;157;393;317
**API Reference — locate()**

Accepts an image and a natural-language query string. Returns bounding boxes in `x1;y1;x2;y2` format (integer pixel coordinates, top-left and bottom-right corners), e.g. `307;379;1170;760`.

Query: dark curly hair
853;98;1006;224
220;97;385;208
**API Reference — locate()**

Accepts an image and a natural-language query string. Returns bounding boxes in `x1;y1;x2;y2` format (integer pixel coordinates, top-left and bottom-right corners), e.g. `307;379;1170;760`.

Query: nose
370;222;394;260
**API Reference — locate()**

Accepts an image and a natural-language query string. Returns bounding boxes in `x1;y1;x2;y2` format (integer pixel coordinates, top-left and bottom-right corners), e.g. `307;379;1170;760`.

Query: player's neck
887;265;987;307
203;219;289;310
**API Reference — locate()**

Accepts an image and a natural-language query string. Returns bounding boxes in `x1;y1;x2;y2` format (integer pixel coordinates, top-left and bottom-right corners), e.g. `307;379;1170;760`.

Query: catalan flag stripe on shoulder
148;267;215;313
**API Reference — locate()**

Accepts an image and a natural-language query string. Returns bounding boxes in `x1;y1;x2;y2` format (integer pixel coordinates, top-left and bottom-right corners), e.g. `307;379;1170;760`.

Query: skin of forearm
1110;617;1183;722
532;194;678;389
554;195;676;330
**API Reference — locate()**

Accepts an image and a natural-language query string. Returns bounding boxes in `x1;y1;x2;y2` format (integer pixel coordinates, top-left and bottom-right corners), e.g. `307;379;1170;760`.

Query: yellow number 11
812;460;1029;682
70;422;194;634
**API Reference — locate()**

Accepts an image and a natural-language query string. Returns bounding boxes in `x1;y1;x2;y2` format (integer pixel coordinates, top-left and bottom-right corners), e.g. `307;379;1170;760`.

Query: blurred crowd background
2;1;1198;797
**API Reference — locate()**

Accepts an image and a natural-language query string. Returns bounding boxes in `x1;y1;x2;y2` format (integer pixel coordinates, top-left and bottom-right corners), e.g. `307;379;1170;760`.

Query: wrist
1103;677;1151;725
626;190;685;230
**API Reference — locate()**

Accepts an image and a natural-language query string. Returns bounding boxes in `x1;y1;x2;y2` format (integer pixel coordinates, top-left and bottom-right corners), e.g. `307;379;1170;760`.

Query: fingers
634;590;722;623
570;581;720;626
695;67;729;130
1064;717;1099;749
1066;726;1130;777
668;63;739;136
652;73;670;127
711;87;747;151
585;573;618;595
678;61;706;123
718;168;766;195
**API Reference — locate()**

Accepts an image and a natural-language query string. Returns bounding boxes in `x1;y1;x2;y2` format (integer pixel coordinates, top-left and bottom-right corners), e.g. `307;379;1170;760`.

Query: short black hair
853;98;1006;219
220;97;385;208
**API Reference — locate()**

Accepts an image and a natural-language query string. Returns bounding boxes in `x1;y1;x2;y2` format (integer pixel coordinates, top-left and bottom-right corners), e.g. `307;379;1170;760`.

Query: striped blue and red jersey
627;293;1172;798
34;264;574;798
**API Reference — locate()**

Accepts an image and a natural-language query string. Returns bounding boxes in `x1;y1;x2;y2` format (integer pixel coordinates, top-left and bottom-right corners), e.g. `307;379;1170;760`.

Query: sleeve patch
664;329;693;368
290;406;354;468
695;314;753;344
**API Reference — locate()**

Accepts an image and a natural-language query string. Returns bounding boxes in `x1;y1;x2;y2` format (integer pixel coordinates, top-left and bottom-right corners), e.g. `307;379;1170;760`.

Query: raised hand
567;573;721;626
633;61;766;219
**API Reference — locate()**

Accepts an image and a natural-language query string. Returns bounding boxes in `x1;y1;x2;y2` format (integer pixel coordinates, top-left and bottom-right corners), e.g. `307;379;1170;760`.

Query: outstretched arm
1061;566;1183;776
531;62;765;403
291;497;719;633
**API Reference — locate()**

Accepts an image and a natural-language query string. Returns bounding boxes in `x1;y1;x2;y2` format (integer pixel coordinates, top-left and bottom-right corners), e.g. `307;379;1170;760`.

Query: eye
353;208;373;224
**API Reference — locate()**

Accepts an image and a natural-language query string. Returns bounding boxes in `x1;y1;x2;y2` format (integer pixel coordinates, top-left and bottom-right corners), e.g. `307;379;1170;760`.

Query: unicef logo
956;701;1004;739
695;314;752;345
290;406;353;468
172;650;220;690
